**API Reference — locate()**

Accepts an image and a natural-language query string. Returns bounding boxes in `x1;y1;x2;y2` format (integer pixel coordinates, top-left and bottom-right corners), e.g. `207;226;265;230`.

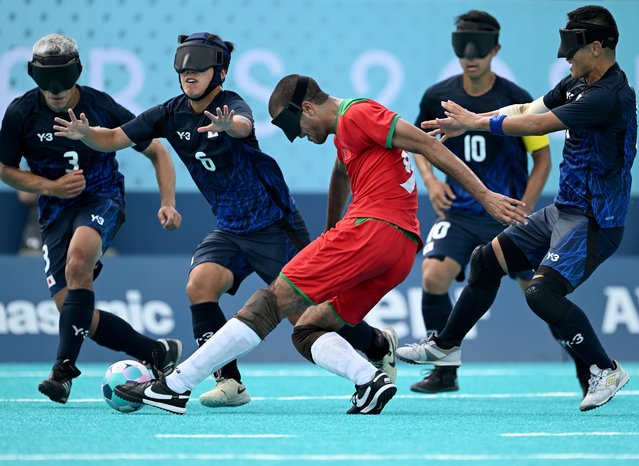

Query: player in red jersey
114;74;527;415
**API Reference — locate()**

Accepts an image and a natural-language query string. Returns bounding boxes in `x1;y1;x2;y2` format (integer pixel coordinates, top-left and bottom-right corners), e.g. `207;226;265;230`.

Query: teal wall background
1;0;637;193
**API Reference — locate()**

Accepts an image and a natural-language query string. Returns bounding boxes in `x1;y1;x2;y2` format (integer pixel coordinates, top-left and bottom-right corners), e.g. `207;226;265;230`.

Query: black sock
554;302;613;370
549;324;591;380
91;309;158;363
56;289;94;364
337;321;388;354
422;292;453;336
191;302;241;382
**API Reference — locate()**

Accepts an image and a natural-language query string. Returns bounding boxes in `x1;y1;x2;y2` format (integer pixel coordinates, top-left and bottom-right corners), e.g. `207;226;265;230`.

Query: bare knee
186;263;233;303
64;250;95;287
422;259;456;294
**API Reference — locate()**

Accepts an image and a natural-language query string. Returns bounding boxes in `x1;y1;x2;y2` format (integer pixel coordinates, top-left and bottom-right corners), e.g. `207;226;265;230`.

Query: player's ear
491;44;502;57
302;101;314;115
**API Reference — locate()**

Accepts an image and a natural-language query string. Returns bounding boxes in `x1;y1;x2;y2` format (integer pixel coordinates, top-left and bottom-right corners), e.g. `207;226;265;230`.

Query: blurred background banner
1;0;638;193
1;0;638;362
1;255;638;363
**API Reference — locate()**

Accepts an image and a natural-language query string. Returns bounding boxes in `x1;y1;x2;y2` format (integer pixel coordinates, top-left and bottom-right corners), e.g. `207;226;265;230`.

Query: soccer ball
101;360;152;413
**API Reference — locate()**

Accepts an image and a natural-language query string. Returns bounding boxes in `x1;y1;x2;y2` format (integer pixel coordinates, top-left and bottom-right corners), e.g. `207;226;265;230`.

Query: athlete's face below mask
299;110;329;145
458;47;497;79
179;68;215;99
566;44;596;80
40;87;76;113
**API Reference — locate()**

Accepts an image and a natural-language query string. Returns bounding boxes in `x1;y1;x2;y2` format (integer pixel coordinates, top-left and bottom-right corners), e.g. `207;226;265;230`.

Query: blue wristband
489;114;507;136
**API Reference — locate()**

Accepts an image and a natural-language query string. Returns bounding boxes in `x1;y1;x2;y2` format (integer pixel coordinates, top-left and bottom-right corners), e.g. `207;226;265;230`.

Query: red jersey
333;98;420;238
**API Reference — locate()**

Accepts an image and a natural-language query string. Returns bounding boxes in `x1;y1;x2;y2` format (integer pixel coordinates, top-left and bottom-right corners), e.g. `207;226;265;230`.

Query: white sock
166;318;261;393
310;332;376;385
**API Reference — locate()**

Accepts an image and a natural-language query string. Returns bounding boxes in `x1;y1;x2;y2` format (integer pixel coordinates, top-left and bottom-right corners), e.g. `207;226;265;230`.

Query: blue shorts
190;211;310;295
423;212;533;282
41;196;125;296
503;205;624;292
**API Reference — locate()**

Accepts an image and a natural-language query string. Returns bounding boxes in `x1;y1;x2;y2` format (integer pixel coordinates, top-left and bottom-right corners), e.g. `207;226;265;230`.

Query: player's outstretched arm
392;118;527;225
0;162;85;199
196;105;252;139
141;140;182;230
53;109;133;151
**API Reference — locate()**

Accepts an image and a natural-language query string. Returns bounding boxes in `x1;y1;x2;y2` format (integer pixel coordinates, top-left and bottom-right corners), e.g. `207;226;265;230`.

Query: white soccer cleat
199;377;251;408
371;327;398;383
579;361;629;412
396;338;461;366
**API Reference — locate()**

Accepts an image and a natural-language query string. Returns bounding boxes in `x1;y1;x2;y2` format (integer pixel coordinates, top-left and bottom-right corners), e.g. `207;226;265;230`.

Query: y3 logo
177;131;191;140
91;214;105;225
546;252;560;262
37;133;53;142
72;325;89;338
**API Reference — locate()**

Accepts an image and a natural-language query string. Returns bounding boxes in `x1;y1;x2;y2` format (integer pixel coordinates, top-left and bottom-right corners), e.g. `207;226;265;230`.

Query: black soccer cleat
346;370;397;415
38;359;81;404
151;338;183;378
410;366;459;393
114;375;191;414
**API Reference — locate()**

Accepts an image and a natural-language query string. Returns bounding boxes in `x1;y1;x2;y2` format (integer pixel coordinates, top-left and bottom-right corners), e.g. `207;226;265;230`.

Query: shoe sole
199;395;251;408
114;386;186;415
38;381;68;404
579;373;630;412
397;353;461;367
410;384;459;394
348;384;397;415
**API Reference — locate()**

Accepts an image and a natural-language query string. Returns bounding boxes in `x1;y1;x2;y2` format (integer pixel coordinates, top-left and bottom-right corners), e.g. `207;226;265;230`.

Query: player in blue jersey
0;34;183;404
54;32;398;408
412;5;635;411
397;10;553;394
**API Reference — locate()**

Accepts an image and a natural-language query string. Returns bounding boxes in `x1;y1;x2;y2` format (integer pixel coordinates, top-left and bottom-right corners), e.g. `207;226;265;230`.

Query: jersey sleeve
543;75;571;110
225;93;254;124
93;92;152;153
414;89;436;128
120;104;166;151
0;101;26;167
345;101;399;150
551;85;616;128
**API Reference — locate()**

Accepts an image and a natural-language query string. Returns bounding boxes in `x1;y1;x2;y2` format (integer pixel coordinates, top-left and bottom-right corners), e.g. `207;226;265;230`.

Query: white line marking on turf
2;391;639;403
1;453;639;462
501;432;639;437
155;434;296;439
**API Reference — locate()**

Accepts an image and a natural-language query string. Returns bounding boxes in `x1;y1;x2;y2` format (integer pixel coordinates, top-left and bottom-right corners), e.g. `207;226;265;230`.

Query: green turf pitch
0;363;637;466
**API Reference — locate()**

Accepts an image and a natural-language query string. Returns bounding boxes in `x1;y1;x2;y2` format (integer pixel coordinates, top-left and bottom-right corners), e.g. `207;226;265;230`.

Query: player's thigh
539;210;624;292
190;229;252;296
501;205;557;270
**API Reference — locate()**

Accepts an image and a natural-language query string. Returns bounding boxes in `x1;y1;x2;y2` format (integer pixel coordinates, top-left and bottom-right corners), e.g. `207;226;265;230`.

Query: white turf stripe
501;432;639;437
1;453;639;462
156;434;296;439
2;391;639;403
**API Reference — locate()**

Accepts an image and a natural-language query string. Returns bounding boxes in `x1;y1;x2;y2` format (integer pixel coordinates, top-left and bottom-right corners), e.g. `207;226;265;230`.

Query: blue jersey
0;86;150;228
544;63;637;228
121;90;297;234
416;75;533;217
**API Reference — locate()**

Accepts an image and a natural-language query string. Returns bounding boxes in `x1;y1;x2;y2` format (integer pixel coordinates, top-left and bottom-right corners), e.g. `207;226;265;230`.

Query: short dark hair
268;74;329;117
567;5;617;29
455;10;500;32
204;33;235;55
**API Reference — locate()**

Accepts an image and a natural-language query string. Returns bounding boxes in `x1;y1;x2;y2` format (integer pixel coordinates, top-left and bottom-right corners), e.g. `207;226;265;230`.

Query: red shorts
280;218;419;325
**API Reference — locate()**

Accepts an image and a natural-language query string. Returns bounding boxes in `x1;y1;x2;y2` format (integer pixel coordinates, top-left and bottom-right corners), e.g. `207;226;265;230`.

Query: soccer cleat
114;375;191;414
151;338;183;378
38;359;81;404
370;327;398;383
396;338;461;366
579;361;629;412
199;376;251;408
410;366;459;393
346;370;397;415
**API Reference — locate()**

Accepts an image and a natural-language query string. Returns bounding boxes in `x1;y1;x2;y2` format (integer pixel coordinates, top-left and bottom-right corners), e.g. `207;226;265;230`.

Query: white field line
501;432;639;437
2;391;639;403
155;434;296;439
1;453;639;462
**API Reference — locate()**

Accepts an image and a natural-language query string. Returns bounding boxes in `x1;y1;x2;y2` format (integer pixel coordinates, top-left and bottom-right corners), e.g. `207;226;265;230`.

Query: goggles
28;52;82;93
271;76;309;142
452;30;499;59
557;21;619;59
174;33;229;73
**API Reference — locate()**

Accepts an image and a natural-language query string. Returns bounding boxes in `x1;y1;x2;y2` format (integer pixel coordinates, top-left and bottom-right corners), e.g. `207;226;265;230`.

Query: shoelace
587;370;609;394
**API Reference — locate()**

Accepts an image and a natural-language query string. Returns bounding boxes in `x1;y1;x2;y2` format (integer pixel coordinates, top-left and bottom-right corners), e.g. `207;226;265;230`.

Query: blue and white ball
101;360;152;413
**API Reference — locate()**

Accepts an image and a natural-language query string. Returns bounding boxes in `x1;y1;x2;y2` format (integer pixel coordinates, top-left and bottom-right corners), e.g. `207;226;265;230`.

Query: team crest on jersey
207;131;219;139
46;275;56;288
342;148;353;163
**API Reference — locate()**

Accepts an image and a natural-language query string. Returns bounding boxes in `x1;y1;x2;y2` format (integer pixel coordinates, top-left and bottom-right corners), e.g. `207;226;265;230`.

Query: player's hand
481;192;528;226
421;117;466;142
426;178;456;218
53;109;91;140
441;100;485;132
48;170;86;198
158;205;182;230
197;105;235;133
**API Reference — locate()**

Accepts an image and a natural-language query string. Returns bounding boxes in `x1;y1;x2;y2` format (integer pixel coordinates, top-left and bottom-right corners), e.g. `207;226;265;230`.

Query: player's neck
189;87;222;113
585;59;616;86
462;72;496;97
